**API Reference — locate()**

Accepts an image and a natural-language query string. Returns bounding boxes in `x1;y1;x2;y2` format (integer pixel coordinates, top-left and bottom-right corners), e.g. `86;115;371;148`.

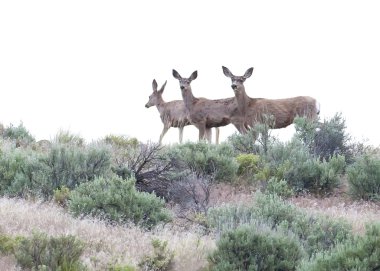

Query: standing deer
172;69;246;142
145;79;219;144
222;66;320;130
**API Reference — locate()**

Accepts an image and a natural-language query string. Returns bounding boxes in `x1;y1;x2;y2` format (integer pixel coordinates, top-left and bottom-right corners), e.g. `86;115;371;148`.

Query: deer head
172;69;198;97
222;66;254;97
145;79;167;108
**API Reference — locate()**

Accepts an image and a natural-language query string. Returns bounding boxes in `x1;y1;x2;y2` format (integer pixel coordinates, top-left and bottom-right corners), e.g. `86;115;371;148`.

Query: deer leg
215;128;220;145
159;125;170;145
179;126;184;144
205;128;212;143
196;124;207;142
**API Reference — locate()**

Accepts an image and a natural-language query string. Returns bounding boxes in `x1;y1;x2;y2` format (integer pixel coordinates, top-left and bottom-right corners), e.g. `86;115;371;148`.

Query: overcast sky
1;1;379;146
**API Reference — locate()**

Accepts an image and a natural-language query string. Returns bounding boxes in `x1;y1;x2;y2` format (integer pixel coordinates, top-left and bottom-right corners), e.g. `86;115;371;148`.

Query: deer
172;69;247;142
222;66;320;131
145;79;220;144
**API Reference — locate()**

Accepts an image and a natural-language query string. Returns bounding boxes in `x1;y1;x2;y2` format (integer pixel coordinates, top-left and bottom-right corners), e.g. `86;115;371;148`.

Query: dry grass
0;197;215;270
1;183;380;270
290;195;380;234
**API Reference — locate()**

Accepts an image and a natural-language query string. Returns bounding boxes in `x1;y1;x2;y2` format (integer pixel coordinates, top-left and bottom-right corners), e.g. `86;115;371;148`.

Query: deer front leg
215;128;220;145
196;123;207;142
159;124;170;145
178;126;184;144
205;128;212;143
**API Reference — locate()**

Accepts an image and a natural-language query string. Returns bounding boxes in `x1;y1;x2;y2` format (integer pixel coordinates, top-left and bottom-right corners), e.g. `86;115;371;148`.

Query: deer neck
182;88;197;112
155;97;166;115
235;87;250;115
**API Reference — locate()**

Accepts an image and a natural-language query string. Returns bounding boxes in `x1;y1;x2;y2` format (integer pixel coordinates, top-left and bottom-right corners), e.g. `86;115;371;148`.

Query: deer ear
159;80;167;94
172;69;181;80
222;66;233;78
190;70;198;81
244;67;254;79
152;79;158;91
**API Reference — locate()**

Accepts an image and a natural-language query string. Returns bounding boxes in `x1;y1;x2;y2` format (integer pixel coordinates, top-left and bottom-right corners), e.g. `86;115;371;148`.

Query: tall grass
0;197;215;270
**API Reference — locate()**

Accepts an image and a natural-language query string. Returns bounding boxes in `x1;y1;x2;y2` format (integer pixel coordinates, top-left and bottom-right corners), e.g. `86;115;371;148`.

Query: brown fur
172;70;246;142
145;79;219;144
222;66;319;131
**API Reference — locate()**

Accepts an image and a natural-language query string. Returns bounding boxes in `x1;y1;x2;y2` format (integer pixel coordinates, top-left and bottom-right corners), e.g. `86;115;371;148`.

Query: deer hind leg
179;126;184;144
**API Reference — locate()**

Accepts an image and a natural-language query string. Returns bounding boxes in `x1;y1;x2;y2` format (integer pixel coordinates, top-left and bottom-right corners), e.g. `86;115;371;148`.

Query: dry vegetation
1;183;379;270
0;197;215;271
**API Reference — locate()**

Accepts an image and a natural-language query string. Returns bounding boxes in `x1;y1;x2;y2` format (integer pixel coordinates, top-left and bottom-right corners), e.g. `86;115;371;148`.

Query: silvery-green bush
69;175;171;229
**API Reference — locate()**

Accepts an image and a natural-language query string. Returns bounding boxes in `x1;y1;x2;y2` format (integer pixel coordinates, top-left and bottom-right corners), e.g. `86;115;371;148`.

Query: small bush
263;139;346;194
208;223;304;271
45;143;112;190
53;130;85;146
104;134;139;149
108;265;136;271
294;113;351;161
253;193;352;256
227;129;259;154
284;154;346;194
207;203;257;234
265;177;294;198
2;122;35;146
0;148;51;198
236;154;260;177
0;233;23;255
68;175;171;229
138;239;174;271
165;142;238;182
54;186;71;207
14;232;85;271
297;223;380;271
347;155;380;201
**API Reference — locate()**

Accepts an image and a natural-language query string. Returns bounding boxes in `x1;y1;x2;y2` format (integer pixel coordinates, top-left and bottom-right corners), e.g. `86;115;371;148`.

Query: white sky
1;1;379;146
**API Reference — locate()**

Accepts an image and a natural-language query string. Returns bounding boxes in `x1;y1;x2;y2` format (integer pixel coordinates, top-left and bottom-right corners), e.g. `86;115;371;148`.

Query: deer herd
145;66;320;145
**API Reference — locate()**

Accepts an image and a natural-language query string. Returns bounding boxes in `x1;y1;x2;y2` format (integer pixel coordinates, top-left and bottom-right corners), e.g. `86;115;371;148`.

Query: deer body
145;79;219;144
222;66;319;130
172;70;246;142
245;96;319;129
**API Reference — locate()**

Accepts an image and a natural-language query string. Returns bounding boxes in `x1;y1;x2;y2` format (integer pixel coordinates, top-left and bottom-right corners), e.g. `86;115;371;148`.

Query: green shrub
208;193;352;257
207;203;258;234
227;129;259;154
294;113;351;162
45;143;112;190
108;265;136;271
284;155;346;194
14;232;85;271
68;175;171;229
347;155;380;201
297;223;380;271
54;186;71;207
263;139;345;194
2;122;35;146
138;239;174;271
53;130;85;146
208;223;304;271
165;142;238;182
236;154;260;176
0;148;51;198
0;233;23;255
265;177;294;198
104;135;138;149
254;193;352;256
